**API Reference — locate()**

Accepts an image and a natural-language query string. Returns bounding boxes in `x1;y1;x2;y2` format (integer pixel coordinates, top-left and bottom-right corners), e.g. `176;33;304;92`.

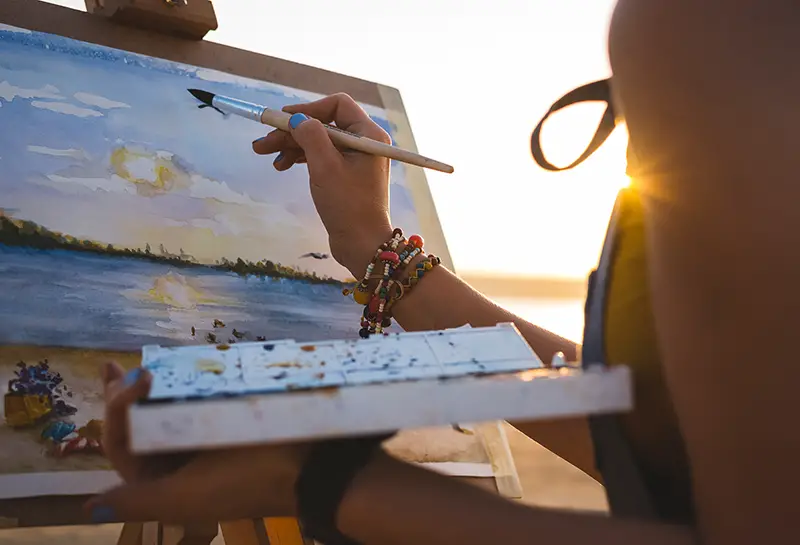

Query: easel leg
475;421;524;498
220;519;262;545
142;522;160;545
117;522;218;545
118;523;143;545
264;517;309;545
220;517;308;545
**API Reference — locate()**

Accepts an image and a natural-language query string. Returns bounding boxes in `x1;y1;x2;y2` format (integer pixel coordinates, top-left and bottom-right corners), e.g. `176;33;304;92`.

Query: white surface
140;323;543;400
0;463;493;499
0;470;120;500
130;364;632;453
411;462;495;478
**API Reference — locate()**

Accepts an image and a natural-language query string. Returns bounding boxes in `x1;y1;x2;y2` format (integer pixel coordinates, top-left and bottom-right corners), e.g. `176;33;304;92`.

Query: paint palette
129;323;633;453
140;323;540;401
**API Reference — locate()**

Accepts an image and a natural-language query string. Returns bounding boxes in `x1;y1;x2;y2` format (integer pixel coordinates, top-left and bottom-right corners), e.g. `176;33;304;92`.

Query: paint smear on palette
140;324;545;402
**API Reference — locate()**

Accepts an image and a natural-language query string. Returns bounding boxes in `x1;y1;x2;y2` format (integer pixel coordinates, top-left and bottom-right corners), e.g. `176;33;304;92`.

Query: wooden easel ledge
84;0;218;40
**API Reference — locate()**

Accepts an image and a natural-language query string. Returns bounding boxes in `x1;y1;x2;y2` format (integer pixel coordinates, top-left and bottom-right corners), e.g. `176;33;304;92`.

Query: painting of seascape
0;22;425;493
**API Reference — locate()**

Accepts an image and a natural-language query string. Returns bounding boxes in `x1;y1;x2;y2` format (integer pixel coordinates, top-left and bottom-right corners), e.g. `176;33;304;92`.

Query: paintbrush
187;89;454;174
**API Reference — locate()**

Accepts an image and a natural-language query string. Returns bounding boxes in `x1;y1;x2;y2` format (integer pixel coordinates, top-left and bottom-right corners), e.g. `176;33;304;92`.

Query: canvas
0;22;431;497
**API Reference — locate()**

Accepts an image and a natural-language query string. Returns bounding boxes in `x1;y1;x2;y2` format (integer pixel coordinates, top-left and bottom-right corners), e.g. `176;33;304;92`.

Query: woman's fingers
252;129;307;169
273;148;305;171
283;93;390;143
103;368;151;452
101;361;125;387
252;129;298;156
85;451;293;524
283;93;368;128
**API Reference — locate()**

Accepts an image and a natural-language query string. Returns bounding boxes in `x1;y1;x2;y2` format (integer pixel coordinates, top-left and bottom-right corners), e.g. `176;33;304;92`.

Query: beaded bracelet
343;228;405;306
385;255;441;313
342;229;433;338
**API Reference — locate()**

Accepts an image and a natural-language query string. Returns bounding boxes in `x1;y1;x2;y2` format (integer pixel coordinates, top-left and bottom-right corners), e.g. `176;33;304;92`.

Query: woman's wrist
336;226;394;278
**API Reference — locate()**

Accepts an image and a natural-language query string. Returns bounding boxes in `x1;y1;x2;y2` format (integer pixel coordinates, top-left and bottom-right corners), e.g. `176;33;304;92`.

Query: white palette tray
129;323;632;453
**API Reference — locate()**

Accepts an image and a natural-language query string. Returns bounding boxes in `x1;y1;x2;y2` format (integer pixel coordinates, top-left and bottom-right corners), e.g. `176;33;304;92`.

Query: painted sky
0;24;422;280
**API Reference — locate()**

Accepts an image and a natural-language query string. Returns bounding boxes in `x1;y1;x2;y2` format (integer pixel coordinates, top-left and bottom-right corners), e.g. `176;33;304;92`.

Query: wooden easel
115;519;309;545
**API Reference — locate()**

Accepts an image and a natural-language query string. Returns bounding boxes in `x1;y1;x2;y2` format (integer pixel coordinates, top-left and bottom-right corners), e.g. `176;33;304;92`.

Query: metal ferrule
212;95;264;122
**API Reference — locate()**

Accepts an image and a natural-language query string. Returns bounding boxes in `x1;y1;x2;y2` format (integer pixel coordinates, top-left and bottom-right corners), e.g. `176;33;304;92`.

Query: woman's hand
88;363;307;524
252;93;394;276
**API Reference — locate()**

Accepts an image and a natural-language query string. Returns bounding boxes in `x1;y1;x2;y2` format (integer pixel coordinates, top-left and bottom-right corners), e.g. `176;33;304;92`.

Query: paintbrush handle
260;109;454;174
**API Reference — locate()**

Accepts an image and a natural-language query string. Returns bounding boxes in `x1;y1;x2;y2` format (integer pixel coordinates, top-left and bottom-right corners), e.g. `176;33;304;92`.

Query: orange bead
408;235;424;249
353;287;371;305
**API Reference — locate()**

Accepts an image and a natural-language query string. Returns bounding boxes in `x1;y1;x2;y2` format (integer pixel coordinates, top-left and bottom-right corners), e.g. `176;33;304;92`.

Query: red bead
378;251;400;264
368;296;381;313
408;235;424;249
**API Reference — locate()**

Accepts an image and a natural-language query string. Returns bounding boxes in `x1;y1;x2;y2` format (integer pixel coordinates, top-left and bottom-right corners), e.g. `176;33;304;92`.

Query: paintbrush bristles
187;88;215;106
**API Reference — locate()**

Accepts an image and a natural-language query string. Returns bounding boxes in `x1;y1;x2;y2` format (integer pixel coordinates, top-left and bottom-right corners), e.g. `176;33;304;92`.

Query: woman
87;1;800;543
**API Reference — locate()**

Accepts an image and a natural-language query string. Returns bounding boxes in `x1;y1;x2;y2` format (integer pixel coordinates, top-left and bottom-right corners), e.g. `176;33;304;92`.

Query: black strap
295;433;394;545
531;79;617;171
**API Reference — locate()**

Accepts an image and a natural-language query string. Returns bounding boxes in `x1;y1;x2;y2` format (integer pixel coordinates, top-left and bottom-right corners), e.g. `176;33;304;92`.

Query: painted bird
232;328;246;340
191;326;196;337
300;252;329;260
213;319;225;328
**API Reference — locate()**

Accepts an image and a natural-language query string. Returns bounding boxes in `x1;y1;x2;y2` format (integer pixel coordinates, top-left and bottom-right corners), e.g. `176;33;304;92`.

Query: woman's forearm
343;236;596;477
343;231;577;362
338;453;696;545
393;264;578;363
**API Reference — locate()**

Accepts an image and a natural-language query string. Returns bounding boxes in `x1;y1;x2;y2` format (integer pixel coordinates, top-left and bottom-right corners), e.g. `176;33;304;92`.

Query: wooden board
128;325;631;453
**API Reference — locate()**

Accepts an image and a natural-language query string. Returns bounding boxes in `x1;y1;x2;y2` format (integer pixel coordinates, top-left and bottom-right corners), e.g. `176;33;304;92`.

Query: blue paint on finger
90;505;116;523
289;113;308;129
123;367;142;386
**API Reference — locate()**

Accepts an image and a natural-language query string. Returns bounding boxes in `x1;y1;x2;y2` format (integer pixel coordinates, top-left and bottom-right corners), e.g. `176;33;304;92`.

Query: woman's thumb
287;113;339;169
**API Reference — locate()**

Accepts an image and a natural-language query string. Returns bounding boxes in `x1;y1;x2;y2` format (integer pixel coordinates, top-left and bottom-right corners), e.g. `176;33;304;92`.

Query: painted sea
0;246;358;351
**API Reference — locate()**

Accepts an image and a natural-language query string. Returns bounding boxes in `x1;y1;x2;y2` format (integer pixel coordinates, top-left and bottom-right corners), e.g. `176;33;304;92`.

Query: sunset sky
41;0;626;281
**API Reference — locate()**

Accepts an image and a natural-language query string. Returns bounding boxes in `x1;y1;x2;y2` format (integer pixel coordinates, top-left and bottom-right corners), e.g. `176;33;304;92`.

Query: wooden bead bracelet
341;229;434;338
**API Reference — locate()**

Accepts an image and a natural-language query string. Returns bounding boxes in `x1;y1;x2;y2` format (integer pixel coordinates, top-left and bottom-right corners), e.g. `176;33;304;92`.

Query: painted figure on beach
0;23;423;481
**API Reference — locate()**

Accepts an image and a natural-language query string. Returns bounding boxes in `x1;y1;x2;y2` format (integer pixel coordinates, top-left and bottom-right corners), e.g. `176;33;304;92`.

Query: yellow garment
603;186;694;523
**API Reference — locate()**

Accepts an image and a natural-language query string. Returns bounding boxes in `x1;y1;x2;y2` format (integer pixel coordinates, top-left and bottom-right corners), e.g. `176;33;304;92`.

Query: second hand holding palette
129;323;633;453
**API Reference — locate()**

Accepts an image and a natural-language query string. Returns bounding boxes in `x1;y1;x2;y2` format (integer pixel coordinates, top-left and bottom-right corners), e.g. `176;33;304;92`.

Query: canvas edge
0;464;495;500
376;84;455;272
0;470;120;500
0;0;385;106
